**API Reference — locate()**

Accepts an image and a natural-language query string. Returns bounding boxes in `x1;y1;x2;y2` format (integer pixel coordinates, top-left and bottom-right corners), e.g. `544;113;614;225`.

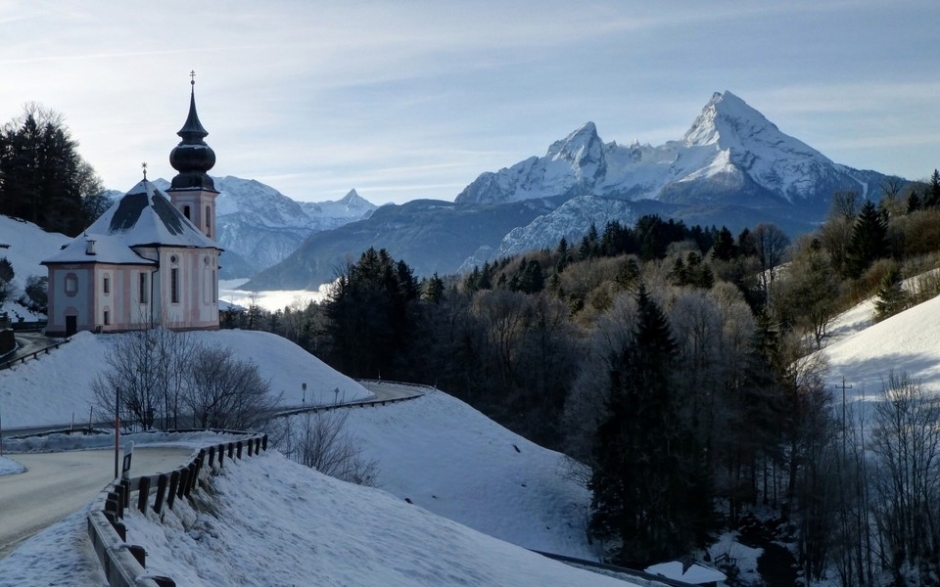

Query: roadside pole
114;387;121;479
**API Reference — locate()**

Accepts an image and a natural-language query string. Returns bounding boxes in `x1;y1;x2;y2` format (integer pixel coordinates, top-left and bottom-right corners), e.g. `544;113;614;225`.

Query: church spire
169;71;217;191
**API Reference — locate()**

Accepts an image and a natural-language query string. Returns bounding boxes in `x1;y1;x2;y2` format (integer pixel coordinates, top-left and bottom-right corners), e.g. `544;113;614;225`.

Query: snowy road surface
0;447;192;559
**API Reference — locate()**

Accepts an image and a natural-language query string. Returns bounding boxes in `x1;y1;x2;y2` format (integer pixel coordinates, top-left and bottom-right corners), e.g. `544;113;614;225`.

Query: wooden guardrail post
128;544;146;567
153;473;168;514
177;468;190;499
138;476;151;513
207;445;215;467
121;479;130;508
227;442;234;459
236;441;243;459
167;470;179;510
217;444;225;468
262;435;268;451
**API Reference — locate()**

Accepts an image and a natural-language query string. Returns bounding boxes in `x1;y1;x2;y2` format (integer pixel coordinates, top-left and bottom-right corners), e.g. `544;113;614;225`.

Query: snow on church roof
42;233;157;265
43;179;219;265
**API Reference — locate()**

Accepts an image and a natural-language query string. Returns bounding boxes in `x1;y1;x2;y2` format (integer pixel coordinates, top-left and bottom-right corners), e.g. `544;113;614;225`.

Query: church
42;80;222;336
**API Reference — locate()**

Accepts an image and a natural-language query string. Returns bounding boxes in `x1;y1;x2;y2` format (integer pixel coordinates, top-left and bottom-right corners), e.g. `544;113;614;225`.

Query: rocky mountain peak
545;121;605;181
683;90;776;147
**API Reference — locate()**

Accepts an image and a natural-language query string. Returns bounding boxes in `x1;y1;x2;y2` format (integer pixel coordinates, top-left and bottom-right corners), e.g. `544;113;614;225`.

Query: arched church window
183;205;191;220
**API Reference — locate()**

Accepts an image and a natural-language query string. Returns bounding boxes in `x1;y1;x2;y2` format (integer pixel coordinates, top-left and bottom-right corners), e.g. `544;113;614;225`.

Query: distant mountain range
244;91;901;290
146;177;376;279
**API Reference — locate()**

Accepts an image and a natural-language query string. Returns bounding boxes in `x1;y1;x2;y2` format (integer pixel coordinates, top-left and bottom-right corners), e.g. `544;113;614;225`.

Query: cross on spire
190;70;196;86
142;161;148;179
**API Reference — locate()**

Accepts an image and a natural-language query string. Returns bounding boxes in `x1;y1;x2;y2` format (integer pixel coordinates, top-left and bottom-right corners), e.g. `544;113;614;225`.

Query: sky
0;0;937;206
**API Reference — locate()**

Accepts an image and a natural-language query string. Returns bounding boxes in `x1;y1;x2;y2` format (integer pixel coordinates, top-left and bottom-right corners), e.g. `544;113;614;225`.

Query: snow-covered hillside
822;293;940;401
1;453;634;587
0;215;70;321
455;91;889;213
0;330;371;429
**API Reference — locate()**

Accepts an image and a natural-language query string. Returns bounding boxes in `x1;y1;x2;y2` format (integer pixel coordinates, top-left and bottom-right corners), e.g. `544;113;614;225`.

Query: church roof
42;233;158;265
43;179;220;265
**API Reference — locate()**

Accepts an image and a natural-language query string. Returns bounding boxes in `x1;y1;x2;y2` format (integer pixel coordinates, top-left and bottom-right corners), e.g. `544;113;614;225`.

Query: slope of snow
0;330;371;429
0;215;70;320
338;390;596;559
822;294;940;400
119;452;633;587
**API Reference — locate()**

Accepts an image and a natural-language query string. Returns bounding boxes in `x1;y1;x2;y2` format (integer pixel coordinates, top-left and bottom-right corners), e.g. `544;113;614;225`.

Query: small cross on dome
142;162;148;179
190;70;196;87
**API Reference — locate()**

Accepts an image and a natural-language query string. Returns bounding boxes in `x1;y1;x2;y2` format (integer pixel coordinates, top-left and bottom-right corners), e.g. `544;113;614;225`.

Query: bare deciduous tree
288;409;378;486
185;344;278;430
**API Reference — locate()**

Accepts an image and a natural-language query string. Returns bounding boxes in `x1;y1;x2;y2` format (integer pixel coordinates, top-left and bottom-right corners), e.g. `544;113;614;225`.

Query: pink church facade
43;84;222;336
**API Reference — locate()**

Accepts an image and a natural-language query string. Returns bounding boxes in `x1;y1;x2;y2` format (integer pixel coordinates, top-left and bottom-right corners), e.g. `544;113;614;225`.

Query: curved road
0;447;192;559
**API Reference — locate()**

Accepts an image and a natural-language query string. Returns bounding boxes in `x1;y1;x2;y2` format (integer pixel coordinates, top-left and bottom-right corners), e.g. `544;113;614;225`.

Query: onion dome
169;77;217;191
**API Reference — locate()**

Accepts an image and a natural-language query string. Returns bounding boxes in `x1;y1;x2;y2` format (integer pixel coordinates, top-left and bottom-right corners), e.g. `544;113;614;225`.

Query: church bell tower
167;72;218;240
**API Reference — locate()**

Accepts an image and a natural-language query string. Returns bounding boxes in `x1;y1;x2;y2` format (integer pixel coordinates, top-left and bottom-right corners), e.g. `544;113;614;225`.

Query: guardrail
271;379;429;419
532;550;698;587
86;433;268;587
0;337;69;371
10;320;47;332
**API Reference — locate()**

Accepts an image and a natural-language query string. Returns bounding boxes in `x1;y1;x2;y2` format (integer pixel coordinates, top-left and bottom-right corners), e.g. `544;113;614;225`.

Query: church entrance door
65;316;77;336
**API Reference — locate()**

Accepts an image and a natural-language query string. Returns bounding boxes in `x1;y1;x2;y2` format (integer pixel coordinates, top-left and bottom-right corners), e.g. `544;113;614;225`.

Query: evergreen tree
874;264;909;320
425;273;445;303
925;169;940;208
907;190;923;213
589;285;714;567
0;105;104;235
324;248;420;379
845;200;888;279
711;226;738;261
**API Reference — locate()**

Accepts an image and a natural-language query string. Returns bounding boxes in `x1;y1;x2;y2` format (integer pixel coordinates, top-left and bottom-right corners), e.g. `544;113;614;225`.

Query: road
358;380;429;401
0;447;192;560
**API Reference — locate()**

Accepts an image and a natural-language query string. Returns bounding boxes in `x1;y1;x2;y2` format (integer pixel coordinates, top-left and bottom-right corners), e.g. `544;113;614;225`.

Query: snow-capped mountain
456;91;889;213
149;177;377;278
248;91;901;289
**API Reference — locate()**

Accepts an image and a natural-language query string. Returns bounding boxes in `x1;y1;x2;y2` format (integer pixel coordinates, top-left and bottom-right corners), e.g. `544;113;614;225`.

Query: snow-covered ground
0;329;371;429
820;292;940;401
1;453;636;587
0;456;24;476
320;390;596;559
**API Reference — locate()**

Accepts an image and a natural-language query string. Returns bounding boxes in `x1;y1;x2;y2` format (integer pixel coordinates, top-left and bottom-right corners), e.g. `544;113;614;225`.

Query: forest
229;171;940;585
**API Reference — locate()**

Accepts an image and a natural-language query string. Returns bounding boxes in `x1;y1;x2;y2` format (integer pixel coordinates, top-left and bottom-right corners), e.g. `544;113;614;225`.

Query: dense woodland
228;172;940;584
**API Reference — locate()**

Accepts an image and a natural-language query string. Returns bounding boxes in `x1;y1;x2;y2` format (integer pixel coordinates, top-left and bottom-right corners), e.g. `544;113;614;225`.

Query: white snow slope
821;293;940;401
0;452;632;587
0;329;371;429
0;215;70;321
